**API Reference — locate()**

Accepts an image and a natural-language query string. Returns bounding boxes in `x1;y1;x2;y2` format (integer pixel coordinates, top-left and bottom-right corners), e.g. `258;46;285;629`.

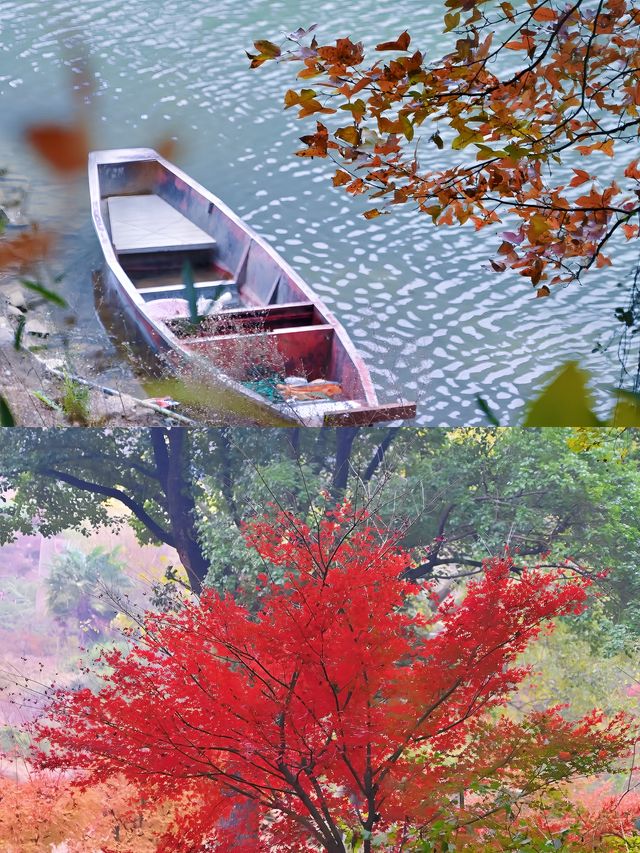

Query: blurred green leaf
476;395;501;426
19;277;68;307
610;390;640;426
523;361;602;427
0;394;15;426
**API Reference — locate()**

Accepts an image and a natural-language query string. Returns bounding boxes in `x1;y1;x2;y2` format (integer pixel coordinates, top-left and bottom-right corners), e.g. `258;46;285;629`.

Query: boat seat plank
107;194;216;254
180;323;333;346
138;280;234;295
215;301;315;322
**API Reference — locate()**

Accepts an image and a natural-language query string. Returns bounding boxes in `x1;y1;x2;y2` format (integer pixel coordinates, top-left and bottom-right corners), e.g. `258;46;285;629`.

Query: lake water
0;0;635;425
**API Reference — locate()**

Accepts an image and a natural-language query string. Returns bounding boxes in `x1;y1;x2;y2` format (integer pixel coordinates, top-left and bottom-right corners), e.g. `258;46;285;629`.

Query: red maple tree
250;0;640;293
31;504;634;852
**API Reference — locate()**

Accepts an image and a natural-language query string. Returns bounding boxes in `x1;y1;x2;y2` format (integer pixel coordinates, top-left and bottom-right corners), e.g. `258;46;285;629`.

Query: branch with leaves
250;0;640;293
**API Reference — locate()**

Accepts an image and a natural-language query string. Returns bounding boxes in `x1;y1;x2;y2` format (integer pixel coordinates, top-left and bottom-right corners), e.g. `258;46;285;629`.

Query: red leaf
532;7;557;22
375;31;411;51
569;169;591;188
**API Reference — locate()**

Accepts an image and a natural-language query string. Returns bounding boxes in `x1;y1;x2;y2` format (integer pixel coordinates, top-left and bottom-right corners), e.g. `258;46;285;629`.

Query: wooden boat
88;148;416;426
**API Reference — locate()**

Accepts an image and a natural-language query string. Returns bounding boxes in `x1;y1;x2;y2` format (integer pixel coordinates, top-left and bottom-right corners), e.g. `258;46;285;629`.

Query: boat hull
89;148;416;426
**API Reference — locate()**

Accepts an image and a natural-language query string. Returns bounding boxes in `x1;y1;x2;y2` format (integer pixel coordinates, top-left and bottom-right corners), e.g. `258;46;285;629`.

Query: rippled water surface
0;0;634;424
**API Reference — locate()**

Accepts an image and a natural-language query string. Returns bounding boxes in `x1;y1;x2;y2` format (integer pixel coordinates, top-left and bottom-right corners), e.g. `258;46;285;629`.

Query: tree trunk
363;428;397;482
150;429;210;595
331;427;360;497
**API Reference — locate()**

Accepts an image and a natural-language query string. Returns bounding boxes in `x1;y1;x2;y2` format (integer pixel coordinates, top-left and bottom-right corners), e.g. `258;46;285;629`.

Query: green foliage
18;277;67;308
46;545;130;636
3;428;640;645
480;360;640;427
60;374;90;424
0;394;15;426
198;456;326;597
517;622;639;720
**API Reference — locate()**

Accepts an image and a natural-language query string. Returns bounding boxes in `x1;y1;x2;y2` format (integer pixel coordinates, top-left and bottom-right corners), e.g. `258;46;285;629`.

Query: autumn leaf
25;123;89;173
444;11;461;31
247;39;282;68
598;139;615;157
624;159;640;180
250;2;640;294
340;99;367;123
569;169;591;187
0;229;54;270
375;31;411;51
335;125;361;146
532;7;557;22
363;208;382;219
451;127;484;149
296;121;332;157
253;39;281;58
332;169;352;187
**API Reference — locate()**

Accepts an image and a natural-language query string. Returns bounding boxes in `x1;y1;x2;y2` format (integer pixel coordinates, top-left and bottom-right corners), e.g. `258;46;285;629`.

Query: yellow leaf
444;11;460;31
253;40;281;58
523;362;601;427
335;125;360;146
451;128;484;149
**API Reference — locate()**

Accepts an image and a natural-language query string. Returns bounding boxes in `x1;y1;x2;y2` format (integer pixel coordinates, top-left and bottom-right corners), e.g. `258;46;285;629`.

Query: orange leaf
596;253;613;268
363;209;382;219
155;138;179;161
598;139;615;157
25;122;89;173
332;170;352;187
624;159;640;179
532;7;557;22
375;31;411;51
0;229;55;270
623;224;639;239
569;169;591;188
536;285;551;298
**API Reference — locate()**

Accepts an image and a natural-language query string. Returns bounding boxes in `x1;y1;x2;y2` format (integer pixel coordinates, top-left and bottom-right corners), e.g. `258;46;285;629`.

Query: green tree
1;427;640;643
46;545;130;639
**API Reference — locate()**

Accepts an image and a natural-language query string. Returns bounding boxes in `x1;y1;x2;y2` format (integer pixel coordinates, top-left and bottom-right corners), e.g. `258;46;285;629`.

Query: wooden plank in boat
107;194;216;254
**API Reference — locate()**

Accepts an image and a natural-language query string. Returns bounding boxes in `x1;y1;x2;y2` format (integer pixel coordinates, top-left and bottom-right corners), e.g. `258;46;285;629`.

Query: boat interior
97;159;364;401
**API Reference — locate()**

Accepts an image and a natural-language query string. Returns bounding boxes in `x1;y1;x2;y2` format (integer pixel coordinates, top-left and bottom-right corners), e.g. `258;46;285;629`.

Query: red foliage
31;504;634;852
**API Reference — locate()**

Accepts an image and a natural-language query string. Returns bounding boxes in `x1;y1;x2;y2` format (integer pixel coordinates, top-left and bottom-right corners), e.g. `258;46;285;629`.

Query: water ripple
0;0;632;423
